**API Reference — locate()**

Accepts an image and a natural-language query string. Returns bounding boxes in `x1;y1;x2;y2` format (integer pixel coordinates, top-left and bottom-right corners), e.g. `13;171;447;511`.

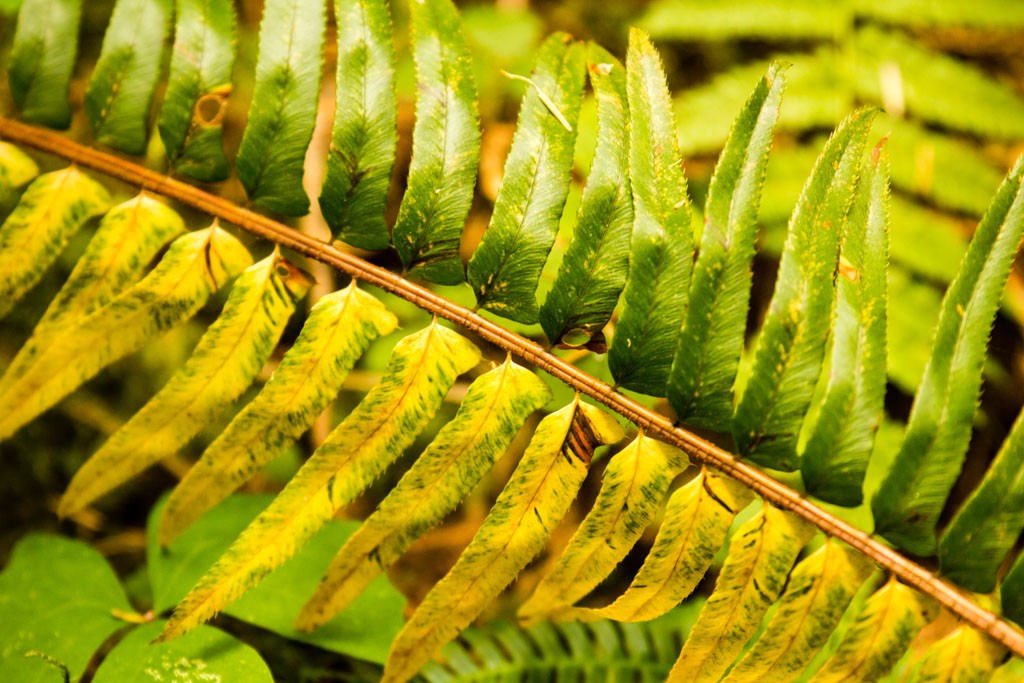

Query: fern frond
8;0;82;128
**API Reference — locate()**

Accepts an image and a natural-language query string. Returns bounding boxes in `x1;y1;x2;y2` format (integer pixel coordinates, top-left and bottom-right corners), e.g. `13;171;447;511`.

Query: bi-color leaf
0;167;111;321
872;155;1024;555
158;282;397;545
667;505;815;683
732;107;876;471
667;63;786;428
8;0;82;127
467;33;586;323
235;0;325;215
538;44;632;347
721;540;873;682
566;469;754;623
0;142;39;210
0;195;185;400
294;359;551;633
59;253;312;517
908;625;1005;683
153;321;478;644
518;432;689;624
800;150;890;506
319;0;396;249
391;0;480;284
939;404;1024;592
382;398;624;683
814;579;937;683
0;225;251;442
84;0;173;154
608;28;694;396
158;0;236;181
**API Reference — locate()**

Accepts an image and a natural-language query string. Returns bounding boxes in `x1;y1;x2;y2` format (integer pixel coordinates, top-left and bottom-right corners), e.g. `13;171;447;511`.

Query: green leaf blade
467;33;586;324
872;155;1024;555
84;0;173;154
800;150;890;506
732;107;877;471
319;0;396;249
8;0;82;128
235;0;325;215
608;28;694;396
391;0;480;284
158;0;236;181
668;63;786;428
539;44;632;347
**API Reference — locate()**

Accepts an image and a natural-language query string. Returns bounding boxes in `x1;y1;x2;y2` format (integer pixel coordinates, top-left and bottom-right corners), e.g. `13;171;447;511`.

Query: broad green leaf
382;398;624;683
59;253;311;517
84;0;173;154
0;142;38;212
668;63;786;427
391;0;480;284
0;167;111;320
732;108;876;471
93;620;272;682
567;469;753;623
800;151;890;506
294;359;551;632
859;0;1024;27
518;432;689;624
0;195;185;398
872;156;1024;555
8;0;82;127
667;505;815;683
673;51;849;156
939;404;1024;592
853;27;1024;141
235;0;325;215
608;28;694;396
467;33;585;323
319;0;396;249
158;0;236;181
908;626;1005;683
158;282;397;545
538;44;631;347
640;0;847;41
722;541;873;683
0;534;133;682
0;225;251;442
154;321;478;641
149;495;406;664
814;580;937;683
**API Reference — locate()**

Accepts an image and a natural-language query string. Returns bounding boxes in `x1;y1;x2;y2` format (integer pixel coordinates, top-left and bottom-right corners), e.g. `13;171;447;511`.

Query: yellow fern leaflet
667;504;815;683
722;539;873;682
59;252;311;517
293;359;552;633
0;225;251;442
815;579;937;683
0;141;39;206
910;624;1005;683
382;397;624;683
0;166;111;319
566;468;753;623
518;432;689;625
0;195;185;398
157;281;398;545
156;321;479;642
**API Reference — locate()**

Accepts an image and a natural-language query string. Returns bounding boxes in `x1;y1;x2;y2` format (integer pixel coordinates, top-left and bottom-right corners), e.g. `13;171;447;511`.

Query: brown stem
3;117;1021;656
